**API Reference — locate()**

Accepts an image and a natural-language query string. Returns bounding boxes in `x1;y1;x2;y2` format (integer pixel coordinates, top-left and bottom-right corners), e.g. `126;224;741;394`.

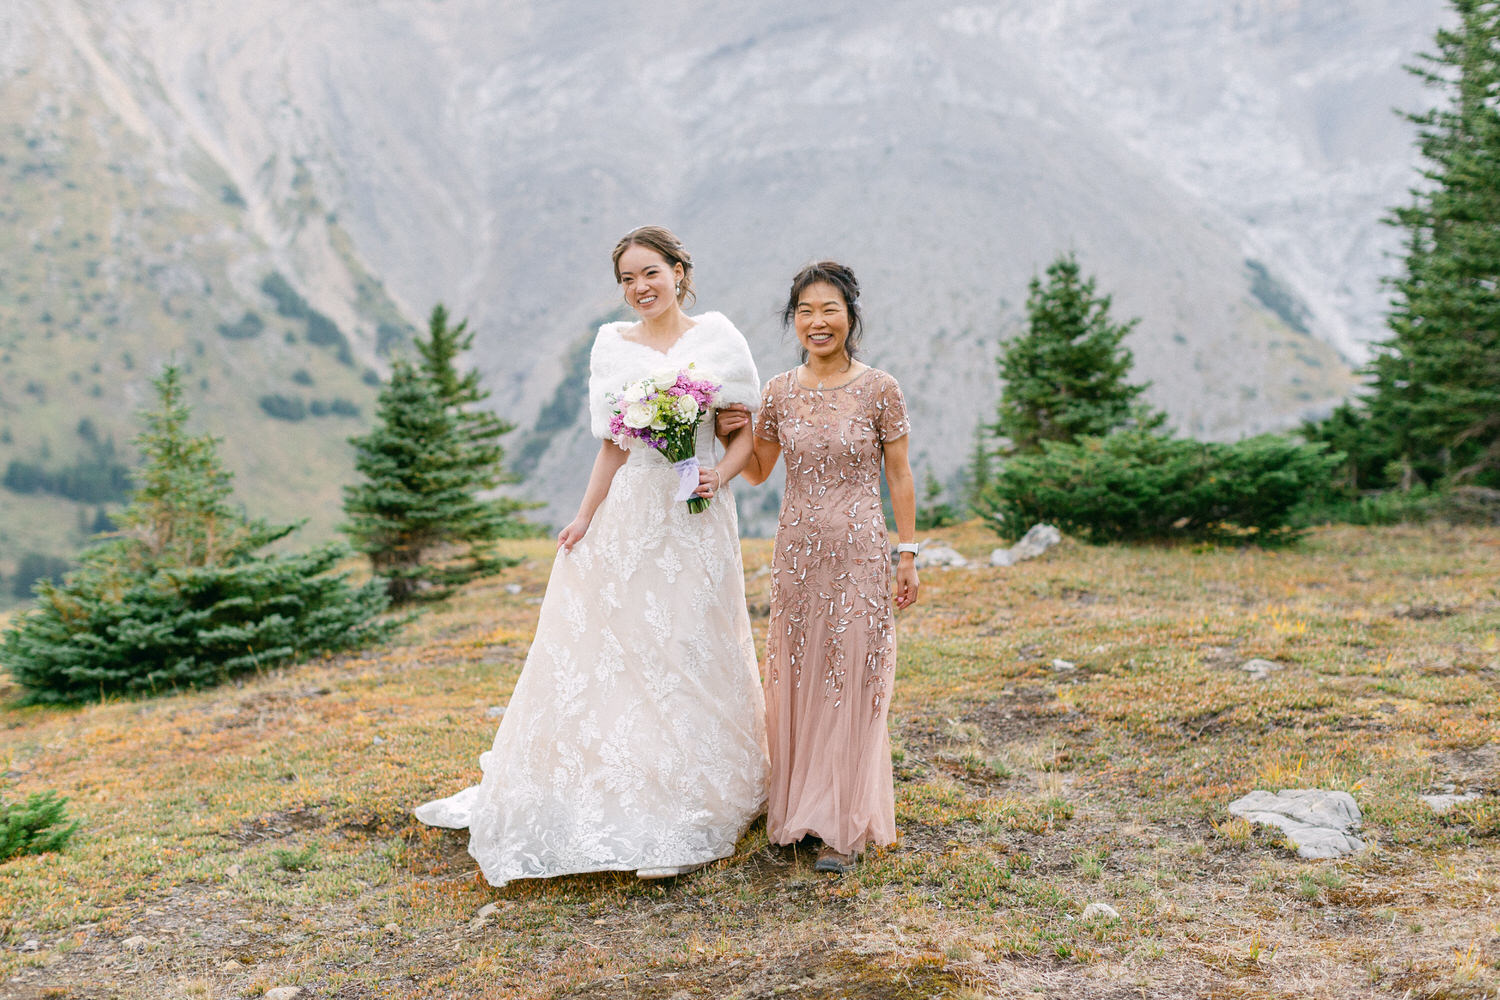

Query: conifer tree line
1307;0;1500;498
0;303;531;702
960;0;1499;538
0;367;395;703
968;254;1338;544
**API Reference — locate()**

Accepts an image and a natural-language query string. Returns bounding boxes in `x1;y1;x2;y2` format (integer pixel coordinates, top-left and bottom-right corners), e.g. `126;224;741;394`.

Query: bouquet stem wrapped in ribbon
608;365;722;513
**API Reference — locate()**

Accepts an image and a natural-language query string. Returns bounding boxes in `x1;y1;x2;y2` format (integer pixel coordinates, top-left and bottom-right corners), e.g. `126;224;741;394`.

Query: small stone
504;583;522;595
383;922;400;934
1229;789;1366;859
475;903;498;920
1241;658;1281;680
914;543;968;569
993;524;1062;567
121;935;149;952
486;705;506;719
19;939;39;952
1051;659;1077;672
1420;792;1479;815
225;864;242;878
220;959;244;972
1081;903;1119;921
264;988;305;1000
372;735;386;745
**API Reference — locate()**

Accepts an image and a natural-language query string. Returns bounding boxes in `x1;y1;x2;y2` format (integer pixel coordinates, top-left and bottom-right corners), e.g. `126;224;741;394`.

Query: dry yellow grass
0;523;1496;999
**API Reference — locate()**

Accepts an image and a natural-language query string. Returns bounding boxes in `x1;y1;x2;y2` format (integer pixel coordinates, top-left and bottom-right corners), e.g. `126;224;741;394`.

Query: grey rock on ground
1420;792;1479;814
265;989;305;1000
915;543;968;569
120;936;149;952
991;524;1062;567
1228;788;1366;859
1241;658;1281;680
1081;902;1119;921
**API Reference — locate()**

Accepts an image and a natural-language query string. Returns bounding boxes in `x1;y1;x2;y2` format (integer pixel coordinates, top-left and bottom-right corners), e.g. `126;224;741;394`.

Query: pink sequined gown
755;368;911;856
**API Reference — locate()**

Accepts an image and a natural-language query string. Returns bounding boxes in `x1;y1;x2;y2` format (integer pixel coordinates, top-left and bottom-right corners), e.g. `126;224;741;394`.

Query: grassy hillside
0;69;419;607
0;522;1495;998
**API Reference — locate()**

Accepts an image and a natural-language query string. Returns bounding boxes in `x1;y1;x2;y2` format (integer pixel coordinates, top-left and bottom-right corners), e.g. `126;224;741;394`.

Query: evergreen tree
343;359;516;603
114;366;266;566
1358;0;1500;488
993;253;1162;454
0;366;394;704
963;419;994;516
415;304;518;507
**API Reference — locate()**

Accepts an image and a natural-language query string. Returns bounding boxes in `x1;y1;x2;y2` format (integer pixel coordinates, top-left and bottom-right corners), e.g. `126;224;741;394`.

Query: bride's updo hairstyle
612;225;696;308
783;260;863;365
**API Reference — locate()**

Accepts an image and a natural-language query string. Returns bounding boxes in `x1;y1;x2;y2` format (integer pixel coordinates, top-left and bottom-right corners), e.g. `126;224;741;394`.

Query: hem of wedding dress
475;849;736;888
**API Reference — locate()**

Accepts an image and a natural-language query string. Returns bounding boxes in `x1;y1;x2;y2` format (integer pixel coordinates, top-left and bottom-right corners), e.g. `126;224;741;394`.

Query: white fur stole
587;311;760;441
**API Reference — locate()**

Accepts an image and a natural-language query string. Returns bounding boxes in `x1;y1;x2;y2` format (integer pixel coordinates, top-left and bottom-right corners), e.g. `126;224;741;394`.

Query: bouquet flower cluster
608;365;722;513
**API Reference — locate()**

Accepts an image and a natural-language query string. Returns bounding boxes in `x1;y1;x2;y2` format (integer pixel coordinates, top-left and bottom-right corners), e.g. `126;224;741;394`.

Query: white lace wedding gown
415;313;769;886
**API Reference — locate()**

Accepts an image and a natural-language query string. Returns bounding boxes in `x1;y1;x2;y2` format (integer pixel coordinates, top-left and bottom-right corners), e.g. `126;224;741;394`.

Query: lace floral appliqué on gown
415;313;769;886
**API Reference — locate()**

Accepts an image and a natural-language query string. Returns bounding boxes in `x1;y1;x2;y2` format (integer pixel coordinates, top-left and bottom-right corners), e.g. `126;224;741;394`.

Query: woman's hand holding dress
894;558;920;609
557;515;591;552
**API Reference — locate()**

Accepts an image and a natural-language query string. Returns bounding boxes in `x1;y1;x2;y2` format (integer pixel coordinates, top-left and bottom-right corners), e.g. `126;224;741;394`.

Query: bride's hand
715;404;750;441
695;466;723;499
558;515;591;552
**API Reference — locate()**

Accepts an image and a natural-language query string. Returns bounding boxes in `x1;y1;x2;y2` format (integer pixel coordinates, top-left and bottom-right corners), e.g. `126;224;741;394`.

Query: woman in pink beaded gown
720;261;919;873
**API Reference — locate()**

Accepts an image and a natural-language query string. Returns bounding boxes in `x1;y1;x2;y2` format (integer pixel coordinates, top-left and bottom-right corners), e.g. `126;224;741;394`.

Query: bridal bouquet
608;365;722;513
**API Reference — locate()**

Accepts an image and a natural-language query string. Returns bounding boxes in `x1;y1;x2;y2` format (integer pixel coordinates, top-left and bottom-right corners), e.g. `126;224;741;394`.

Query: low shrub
979;431;1341;545
1;791;77;862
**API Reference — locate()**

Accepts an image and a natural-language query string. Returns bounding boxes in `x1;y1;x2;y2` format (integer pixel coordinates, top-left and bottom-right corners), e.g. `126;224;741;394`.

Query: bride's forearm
712;425;754;485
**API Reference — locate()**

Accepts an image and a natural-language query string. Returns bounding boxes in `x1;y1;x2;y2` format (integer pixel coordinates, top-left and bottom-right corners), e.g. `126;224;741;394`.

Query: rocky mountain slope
0;0;1444;579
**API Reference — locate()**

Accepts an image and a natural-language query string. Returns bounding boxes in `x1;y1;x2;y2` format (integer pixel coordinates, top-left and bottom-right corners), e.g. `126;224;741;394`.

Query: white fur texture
587;311;761;441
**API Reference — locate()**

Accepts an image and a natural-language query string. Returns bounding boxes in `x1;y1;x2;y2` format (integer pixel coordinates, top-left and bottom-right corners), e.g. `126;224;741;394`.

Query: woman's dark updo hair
782;260;863;365
612;225;696;307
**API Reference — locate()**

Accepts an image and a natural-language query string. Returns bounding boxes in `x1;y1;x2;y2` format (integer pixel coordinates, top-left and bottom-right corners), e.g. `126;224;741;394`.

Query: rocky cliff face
0;0;1443;548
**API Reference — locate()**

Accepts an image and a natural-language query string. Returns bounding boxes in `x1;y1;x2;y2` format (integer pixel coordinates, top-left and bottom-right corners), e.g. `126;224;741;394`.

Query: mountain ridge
0;0;1443;578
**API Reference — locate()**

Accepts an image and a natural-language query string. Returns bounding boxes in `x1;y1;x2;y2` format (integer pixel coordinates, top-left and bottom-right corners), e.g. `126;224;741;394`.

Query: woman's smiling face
793;281;851;364
617;244;682;321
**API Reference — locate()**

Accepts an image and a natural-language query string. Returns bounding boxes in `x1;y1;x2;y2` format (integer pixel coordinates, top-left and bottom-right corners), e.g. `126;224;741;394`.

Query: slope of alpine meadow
0;522;1495;999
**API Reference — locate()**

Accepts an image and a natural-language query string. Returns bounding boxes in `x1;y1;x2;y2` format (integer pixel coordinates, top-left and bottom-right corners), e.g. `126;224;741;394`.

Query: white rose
623;402;654;429
651;369;680;391
626;379;653;402
674;394;700;421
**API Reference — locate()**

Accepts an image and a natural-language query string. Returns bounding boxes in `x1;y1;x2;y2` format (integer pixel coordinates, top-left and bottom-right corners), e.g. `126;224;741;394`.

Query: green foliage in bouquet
980;430;1341;545
0;367;395;704
0;790;77;863
344;305;535;603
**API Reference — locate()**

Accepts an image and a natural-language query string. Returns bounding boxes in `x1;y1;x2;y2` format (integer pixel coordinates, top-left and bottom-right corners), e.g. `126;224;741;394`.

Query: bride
414;226;769;884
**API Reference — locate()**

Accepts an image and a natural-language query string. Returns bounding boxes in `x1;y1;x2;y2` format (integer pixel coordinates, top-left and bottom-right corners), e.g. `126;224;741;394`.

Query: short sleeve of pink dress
760;367;907;856
754;376;782;443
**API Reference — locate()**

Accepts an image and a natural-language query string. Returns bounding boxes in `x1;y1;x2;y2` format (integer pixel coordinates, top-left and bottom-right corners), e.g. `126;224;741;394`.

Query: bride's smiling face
617;245;683;321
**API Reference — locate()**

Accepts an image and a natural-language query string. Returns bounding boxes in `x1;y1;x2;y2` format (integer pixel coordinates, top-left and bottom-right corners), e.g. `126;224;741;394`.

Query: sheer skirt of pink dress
756;368;910;856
